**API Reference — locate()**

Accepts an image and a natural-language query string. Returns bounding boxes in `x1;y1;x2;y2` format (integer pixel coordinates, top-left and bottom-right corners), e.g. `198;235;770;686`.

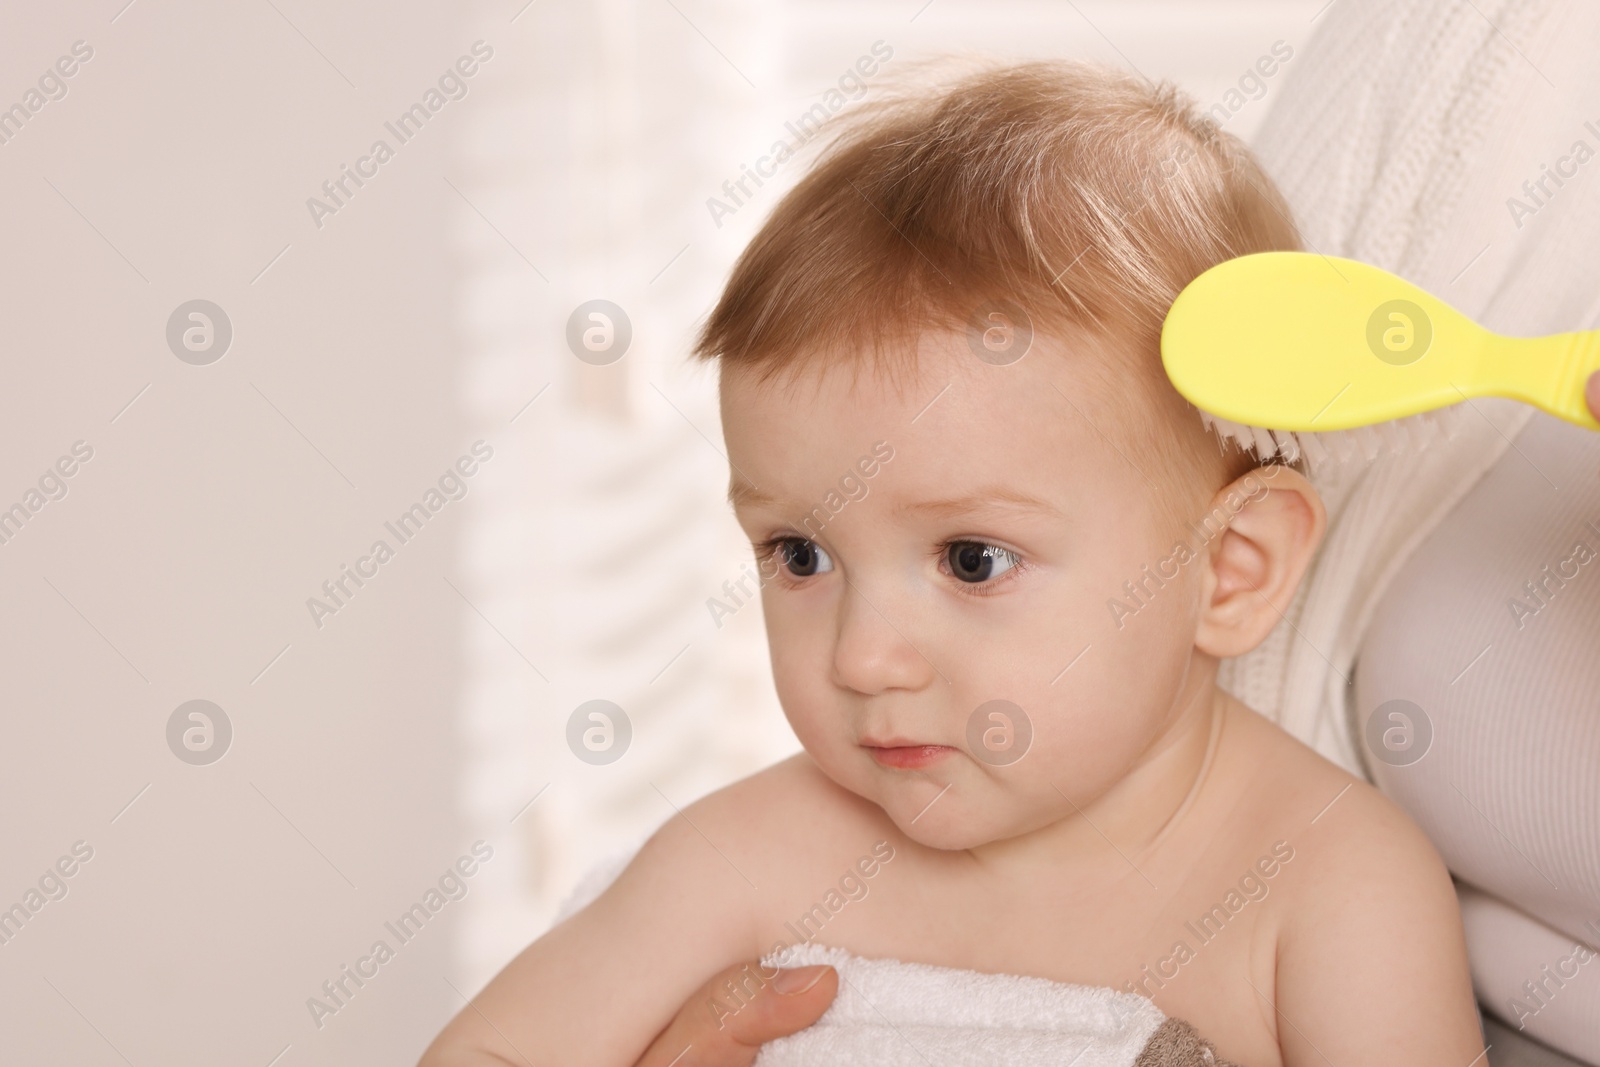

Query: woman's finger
634;962;837;1067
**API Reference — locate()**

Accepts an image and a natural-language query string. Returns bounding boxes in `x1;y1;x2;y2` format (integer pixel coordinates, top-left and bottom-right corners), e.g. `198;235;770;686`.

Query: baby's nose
829;580;941;695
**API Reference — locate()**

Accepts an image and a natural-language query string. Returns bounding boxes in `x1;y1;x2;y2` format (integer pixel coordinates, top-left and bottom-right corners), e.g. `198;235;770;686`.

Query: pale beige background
0;2;1319;1064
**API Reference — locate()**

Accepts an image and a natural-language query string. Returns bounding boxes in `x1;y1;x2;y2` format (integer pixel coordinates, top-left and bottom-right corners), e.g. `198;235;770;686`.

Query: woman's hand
633;962;837;1067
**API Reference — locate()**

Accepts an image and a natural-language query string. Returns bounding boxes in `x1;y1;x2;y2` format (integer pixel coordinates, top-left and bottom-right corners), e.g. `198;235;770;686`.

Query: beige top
1216;0;1600;1060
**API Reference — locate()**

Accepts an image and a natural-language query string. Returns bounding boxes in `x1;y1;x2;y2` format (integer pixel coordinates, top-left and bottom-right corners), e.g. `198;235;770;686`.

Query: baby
423;61;1484;1066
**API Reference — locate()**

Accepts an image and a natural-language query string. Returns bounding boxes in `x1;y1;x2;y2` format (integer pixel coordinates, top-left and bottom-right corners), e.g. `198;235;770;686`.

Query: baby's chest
762;861;1286;1065
872;876;1271;987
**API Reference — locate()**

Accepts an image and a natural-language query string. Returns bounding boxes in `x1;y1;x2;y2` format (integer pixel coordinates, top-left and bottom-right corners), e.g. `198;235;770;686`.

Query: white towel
751;942;1230;1067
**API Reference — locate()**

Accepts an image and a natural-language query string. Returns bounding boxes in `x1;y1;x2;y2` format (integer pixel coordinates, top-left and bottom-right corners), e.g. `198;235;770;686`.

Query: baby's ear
1193;464;1326;658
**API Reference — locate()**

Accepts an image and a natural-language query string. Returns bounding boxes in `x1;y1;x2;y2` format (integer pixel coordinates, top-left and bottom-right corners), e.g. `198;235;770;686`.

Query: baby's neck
965;666;1228;878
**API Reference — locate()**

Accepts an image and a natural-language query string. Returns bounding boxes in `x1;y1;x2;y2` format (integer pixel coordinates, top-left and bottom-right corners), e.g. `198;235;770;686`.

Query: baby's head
696;61;1327;849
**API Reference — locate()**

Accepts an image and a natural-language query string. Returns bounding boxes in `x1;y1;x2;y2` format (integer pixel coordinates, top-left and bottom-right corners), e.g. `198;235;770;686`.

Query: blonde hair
694;59;1304;497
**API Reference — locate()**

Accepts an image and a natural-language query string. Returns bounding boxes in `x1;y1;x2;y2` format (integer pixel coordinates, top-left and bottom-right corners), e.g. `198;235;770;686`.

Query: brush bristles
1197;404;1471;476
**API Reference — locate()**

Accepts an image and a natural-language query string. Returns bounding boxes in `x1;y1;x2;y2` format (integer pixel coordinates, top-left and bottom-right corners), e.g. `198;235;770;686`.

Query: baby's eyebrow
896;488;1063;519
727;480;1060;519
727;481;773;509
732;483;1062;518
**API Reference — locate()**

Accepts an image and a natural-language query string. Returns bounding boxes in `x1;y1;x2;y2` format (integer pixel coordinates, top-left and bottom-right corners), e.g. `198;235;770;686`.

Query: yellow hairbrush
1161;251;1600;466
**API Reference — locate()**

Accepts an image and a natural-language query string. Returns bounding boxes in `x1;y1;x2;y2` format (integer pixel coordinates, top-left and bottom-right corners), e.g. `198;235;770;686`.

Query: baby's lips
859;735;942;748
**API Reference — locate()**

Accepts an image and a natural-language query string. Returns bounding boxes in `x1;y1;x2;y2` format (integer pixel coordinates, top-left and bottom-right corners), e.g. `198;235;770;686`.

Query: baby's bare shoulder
1219;706;1482;1057
1222;697;1456;924
637;754;898;898
672;753;887;837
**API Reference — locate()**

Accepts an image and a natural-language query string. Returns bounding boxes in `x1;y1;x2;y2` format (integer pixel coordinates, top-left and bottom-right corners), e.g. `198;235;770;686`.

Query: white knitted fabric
1222;5;1600;1063
1217;0;1600;775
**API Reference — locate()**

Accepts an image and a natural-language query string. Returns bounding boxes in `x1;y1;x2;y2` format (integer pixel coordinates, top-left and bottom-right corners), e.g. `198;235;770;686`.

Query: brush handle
1490;329;1600;430
1551;330;1600;429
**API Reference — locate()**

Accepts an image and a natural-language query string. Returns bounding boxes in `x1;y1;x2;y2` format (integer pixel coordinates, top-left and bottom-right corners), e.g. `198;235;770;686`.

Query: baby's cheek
773;664;829;736
765;605;827;692
1028;697;1126;783
769;660;851;750
1023;652;1174;792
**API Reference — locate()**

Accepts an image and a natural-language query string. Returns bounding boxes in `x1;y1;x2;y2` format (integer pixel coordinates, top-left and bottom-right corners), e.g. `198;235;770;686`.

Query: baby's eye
776;538;833;577
946;541;1020;583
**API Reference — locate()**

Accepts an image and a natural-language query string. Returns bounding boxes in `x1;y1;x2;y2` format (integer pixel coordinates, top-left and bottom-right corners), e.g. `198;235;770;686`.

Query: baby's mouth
862;742;958;770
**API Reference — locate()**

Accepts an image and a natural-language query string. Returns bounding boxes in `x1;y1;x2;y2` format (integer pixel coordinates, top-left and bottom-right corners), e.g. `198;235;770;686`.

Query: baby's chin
822;754;1044;851
888;797;1052;852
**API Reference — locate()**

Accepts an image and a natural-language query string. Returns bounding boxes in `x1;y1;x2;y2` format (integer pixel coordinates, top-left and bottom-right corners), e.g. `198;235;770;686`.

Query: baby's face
723;329;1228;850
